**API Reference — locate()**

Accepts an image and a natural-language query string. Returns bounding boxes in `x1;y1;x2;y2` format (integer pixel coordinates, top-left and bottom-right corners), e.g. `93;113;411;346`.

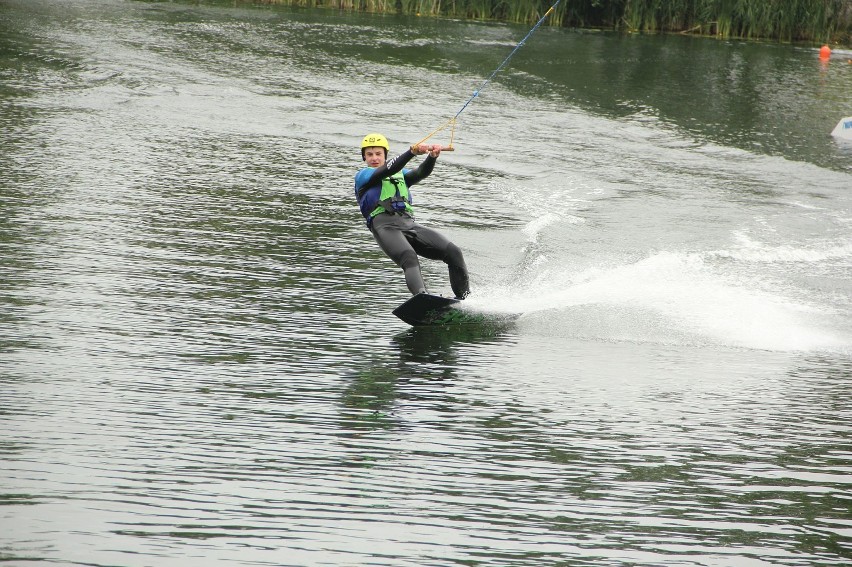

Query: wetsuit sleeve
403;155;436;187
356;149;416;197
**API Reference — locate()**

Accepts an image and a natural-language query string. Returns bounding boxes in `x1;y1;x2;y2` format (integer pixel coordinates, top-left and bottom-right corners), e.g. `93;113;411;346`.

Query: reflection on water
1;0;850;565
340;327;517;429
393;325;516;365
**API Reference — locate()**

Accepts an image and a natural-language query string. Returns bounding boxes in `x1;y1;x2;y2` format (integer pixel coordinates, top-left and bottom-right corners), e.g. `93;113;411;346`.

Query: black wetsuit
354;149;470;298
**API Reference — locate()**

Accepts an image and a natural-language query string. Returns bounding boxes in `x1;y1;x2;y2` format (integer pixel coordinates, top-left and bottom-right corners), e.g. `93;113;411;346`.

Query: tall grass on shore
250;0;852;44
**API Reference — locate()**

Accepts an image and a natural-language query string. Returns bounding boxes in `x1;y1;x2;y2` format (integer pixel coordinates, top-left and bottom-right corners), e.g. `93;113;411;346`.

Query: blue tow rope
414;0;562;149
453;0;562;119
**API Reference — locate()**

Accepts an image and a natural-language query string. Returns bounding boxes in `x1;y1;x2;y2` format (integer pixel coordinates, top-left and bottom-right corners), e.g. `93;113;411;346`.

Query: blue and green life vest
370;172;413;218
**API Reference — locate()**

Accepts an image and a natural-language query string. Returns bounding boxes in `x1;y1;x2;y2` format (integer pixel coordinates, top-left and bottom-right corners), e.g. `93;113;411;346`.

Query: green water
1;1;850;566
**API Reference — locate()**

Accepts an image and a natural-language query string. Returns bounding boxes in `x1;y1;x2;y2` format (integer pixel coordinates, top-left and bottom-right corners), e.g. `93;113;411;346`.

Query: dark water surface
1;1;850;565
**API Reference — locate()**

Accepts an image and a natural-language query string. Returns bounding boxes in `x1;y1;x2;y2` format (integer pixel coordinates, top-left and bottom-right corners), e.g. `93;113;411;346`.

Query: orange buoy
819;45;831;59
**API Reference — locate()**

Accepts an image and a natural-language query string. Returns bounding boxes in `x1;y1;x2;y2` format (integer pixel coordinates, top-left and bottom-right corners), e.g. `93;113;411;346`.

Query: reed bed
251;0;851;44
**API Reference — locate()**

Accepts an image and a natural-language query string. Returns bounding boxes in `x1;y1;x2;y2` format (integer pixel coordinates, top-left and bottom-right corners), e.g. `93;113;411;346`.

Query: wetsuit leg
370;214;426;294
405;222;470;299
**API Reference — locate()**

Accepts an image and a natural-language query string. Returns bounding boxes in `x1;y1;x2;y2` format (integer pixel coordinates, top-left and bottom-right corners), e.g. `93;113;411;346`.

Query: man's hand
410;143;441;157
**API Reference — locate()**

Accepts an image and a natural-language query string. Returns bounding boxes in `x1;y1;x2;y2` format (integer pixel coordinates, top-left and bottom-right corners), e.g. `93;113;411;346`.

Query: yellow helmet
361;133;389;159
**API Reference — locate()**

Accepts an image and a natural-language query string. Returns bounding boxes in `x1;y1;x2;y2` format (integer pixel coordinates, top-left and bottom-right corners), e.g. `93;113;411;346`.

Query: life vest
370;172;413;218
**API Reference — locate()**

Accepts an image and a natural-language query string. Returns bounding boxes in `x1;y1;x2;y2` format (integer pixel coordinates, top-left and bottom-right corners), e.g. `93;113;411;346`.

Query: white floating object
831;116;852;139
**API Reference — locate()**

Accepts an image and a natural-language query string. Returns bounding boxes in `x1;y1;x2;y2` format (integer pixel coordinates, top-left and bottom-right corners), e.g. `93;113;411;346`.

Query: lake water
1;1;850;565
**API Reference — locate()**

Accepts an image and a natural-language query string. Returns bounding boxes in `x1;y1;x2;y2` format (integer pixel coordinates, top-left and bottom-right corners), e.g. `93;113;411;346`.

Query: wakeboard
392;293;497;326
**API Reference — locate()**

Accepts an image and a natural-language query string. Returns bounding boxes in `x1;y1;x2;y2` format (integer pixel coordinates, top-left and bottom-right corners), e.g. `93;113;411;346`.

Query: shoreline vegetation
236;0;852;46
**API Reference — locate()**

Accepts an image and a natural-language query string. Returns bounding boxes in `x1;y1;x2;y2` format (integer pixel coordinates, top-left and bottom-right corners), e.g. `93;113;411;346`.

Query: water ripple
2;1;850;566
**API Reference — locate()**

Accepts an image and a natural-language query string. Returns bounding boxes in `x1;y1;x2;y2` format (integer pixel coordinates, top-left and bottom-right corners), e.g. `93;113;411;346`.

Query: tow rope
414;0;562;151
